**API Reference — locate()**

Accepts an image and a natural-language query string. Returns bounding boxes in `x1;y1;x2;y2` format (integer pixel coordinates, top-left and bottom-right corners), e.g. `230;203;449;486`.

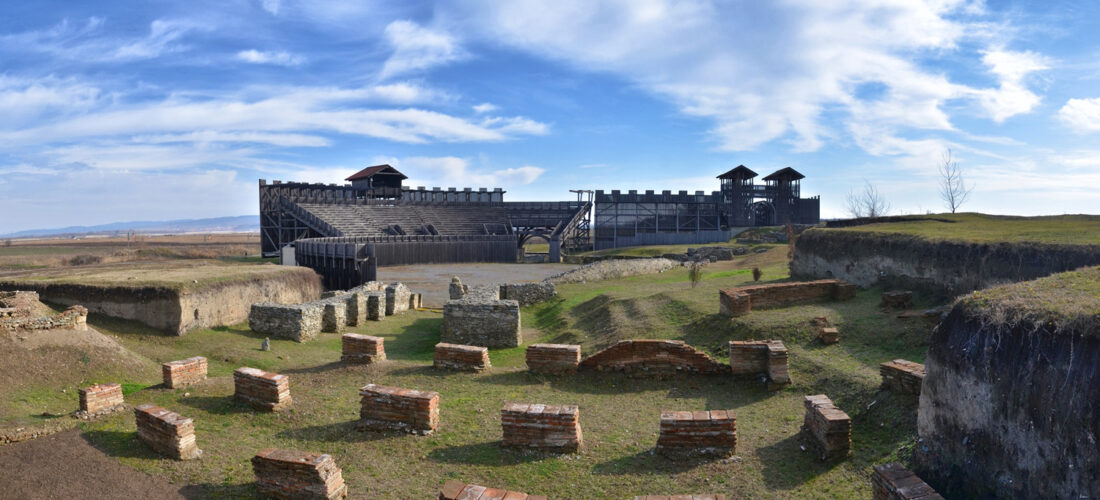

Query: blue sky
2;0;1099;232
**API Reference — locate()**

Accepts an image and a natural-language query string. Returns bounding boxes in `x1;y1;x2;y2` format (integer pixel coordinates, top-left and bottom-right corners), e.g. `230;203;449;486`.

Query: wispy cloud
2;17;204;63
378;20;466;80
236;49;304;66
390;156;546;188
1058;97;1100;132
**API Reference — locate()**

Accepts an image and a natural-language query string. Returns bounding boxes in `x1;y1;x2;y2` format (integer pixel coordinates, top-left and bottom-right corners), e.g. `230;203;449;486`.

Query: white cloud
976;49;1049;122
2;17;203;62
1058;98;1100;133
378;20;465;80
131;131;330;147
472;102;498;113
395;156;546;188
260;0;281;15
237;49;304;66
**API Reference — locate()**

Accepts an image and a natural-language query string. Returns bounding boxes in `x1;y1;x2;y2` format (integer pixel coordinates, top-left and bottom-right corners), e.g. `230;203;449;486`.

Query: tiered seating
294;203;512;237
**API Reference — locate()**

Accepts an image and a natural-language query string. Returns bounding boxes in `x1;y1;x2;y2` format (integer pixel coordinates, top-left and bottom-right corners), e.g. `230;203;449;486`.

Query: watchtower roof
762;167;805;181
717;165;758;179
345;164;408;182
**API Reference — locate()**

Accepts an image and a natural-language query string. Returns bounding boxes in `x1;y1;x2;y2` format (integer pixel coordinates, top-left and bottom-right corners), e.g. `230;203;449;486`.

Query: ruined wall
440;299;521;348
719;279;856;317
249;302;323;342
579;339;728;376
1;304;87;331
500;282;555;306
546;258;678;284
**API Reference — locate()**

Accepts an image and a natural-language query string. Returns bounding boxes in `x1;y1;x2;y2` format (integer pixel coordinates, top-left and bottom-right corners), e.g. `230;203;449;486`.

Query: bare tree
938;149;973;213
845;180;891;218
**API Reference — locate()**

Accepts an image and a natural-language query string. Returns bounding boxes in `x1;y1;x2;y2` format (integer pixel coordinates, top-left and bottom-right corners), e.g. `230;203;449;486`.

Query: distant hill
1;215;259;239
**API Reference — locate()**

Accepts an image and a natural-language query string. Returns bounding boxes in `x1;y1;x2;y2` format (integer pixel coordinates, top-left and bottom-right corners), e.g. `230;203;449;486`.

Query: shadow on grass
81;430;163;459
281;361;347;375
756;433;841;489
178;483;255;499
209;324;265;340
176;395;252;415
592;449;713;475
386;364;449;378
427;441;546;466
382;318;442;362
277;420;406;443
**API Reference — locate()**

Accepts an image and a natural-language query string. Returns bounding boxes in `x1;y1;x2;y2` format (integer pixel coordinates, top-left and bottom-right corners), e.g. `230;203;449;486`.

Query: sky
2;0;1099;232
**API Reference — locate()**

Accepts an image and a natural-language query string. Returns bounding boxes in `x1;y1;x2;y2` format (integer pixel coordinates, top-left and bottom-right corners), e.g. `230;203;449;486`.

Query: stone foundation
872;463;943;500
134;404;201;460
438;480;546;500
501;403;582;452
433;343;490;372
526;344;581;375
440;299;521;348
341;334;385;364
321;300;346;333
234;367;292;411
579;339;727;377
343;292;366;326
802;394;850;460
364;292;385;320
385;283;411;316
249;302;323;342
728;340;790;387
162;356;208;388
1;303;88;331
79;383;125;415
252;448;348;500
500;282;556;306
880;291;914;309
358;384;439;435
880;359;924;395
656;410;737;458
718;279;857;317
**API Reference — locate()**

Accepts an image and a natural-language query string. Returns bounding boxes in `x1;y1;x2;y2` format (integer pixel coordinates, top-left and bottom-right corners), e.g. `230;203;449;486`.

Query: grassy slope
37;247;938;499
960;265;1100;336
830;213;1100;245
0;260;305;290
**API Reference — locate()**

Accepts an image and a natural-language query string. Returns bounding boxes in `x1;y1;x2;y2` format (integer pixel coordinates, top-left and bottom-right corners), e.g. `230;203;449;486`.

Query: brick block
79;383;125;415
656;409;737;458
579;339;727;377
802;394;851;460
526;344;581;375
252;448;348;500
438;480;546;500
434;343;490;372
341;334;385;364
880;359;924;395
501;403;582;452
719;279;857;317
880;291;914;309
358;384;439;435
162;356;207;388
134;404;201;460
234;367;292;411
872;463;944;500
729;340;790;387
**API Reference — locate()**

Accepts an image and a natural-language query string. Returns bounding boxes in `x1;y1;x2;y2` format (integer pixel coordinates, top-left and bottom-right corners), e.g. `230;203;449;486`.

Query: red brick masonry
656;410;737;458
579;339;726;376
252;448;348;500
79;383;124;415
802;394;851;460
134;403;201;460
341;334;386;364
880;359;925;395
872;463;944;500
162;356;207;388
358;383;439;434
433;342;491;372
526;343;582;375
234;367;292;412
438;480;547;500
501;403;582;452
728;340;790;387
719;279;858;317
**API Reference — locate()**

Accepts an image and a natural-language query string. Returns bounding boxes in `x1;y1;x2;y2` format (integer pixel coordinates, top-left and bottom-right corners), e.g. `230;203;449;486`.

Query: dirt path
0;430;185;500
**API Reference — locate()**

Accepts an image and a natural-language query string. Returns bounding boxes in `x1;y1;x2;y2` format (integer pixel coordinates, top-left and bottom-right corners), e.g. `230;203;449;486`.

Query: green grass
830;213;1100;245
960;266;1100;336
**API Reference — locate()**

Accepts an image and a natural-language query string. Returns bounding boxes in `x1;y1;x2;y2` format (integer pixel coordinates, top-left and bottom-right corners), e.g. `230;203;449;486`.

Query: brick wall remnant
880;359;925;395
358;384;439;435
657;410;737;458
802;394;851;460
718;279;858;317
501;403;582;452
433;343;491;372
440;298;521;348
526;344;581;375
162;356;207;388
385;282;411;316
500;282;556;306
819;327;840;344
448;276;468;300
252;448;348;500
579;339;727;377
249;302;323;342
341;334;385;364
234;367;292;411
880;291;914;309
438;480;546;500
134;404;201;460
872;463;944;500
321;300;346;333
79;383;125;415
1;304;88;331
727;340;790;388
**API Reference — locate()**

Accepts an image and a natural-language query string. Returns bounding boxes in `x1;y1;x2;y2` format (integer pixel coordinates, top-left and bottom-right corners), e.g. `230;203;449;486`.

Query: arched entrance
752;201;775;226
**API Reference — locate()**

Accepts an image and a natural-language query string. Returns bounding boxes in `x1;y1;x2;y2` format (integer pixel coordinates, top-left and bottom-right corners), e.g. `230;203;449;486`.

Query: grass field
0;233;261;271
0;259;303;290
830;213;1100;245
6;247;937;498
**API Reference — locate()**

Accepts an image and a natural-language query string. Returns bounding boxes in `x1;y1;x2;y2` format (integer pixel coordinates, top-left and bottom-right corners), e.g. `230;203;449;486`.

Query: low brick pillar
162;356;207;388
439;480;547;500
252;448;348;500
134;404;201;460
234;367;292;411
632;496;726;500
249;302;323;342
656;410;737;458
79;383;125;415
802;394;851;460
880;291;914;309
341;334;385;364
718;290;751;316
819;327;840;344
358;384;439;435
765;341;790;386
433;343;490;372
526;344;581;375
321;301;346;333
501;403;582;452
441;299;521;348
880;359;925;395
872;462;944;500
729;340;790;388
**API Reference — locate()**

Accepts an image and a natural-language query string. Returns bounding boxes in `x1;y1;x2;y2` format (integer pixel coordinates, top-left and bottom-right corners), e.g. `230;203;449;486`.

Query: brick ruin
872;463;943;500
801;394;851;460
578;339;727;377
162;356;208;388
656;410;737;458
440;298;521;348
500;282;556;306
358;384;439;435
880;359;924;395
812;316;839;344
385;282;411;316
501;403;582;452
248;281;418;341
340;334;385;364
0;290;88;331
438;480;547;500
134;403;202;460
433;343;491;372
78;383;125;416
249;302;323;342
252;448;348;500
234;367;292;412
728;340;791;388
526;343;581;375
718;279;857;317
880;290;914;309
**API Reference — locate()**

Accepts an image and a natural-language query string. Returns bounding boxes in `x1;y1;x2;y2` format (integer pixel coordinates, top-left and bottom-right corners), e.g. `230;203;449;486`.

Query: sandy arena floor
375;262;578;307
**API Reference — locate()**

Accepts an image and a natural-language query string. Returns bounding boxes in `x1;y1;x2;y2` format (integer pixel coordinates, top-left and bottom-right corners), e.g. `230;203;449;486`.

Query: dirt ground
0;430;185;500
376;262;578;307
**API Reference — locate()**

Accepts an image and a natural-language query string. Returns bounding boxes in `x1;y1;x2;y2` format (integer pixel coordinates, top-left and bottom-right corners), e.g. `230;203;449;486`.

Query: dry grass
0;233;261;271
959;266;1100;337
0;259;305;290
830;213;1100;245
